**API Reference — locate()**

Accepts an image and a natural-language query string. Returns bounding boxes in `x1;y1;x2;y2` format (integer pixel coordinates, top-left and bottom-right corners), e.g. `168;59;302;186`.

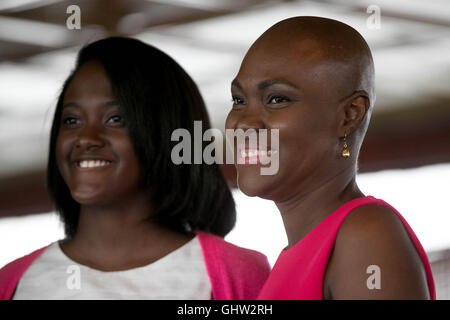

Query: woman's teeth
77;160;111;168
240;149;277;157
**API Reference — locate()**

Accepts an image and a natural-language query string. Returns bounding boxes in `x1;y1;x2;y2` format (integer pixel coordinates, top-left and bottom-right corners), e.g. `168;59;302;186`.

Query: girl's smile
75;160;112;169
71;153;115;170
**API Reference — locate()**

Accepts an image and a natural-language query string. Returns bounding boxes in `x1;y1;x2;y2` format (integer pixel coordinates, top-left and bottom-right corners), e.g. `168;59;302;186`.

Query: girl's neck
60;194;193;271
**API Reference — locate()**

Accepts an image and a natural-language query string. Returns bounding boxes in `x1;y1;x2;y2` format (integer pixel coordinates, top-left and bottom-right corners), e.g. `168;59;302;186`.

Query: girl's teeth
79;160;111;168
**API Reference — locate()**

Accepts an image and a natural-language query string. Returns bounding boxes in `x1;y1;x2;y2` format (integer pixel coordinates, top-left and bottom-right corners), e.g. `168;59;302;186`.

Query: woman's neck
275;167;364;249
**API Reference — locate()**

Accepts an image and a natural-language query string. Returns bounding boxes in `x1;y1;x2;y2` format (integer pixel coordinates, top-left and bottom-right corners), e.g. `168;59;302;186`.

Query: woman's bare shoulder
323;203;430;299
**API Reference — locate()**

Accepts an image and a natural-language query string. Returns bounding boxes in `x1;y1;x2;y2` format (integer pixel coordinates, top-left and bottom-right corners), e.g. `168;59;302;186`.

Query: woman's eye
231;96;245;105
268;96;290;104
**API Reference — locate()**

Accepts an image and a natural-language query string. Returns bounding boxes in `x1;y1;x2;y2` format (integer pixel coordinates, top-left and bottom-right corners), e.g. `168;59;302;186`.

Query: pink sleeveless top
257;196;436;300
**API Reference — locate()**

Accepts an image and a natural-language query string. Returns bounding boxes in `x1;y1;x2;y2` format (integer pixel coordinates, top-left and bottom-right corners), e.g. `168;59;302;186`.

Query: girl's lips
73;159;113;170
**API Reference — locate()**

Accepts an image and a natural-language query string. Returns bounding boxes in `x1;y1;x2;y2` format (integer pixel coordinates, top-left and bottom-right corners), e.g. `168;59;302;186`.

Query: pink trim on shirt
0;232;270;300
0;244;51;300
196;231;271;300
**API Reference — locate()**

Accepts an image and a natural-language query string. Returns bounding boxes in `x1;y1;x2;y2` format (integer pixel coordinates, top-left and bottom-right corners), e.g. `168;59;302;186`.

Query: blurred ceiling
0;0;449;217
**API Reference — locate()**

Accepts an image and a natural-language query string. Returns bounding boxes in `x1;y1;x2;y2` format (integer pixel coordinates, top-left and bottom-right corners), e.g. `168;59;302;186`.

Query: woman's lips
238;148;278;165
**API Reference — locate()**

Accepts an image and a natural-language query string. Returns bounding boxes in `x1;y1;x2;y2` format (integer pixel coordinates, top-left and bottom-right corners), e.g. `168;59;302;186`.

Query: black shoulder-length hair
47;37;236;238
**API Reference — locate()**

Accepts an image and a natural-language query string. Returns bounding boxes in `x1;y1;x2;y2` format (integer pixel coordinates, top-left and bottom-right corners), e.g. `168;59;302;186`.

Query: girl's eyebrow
62;100;119;109
104;100;119;107
62;102;79;109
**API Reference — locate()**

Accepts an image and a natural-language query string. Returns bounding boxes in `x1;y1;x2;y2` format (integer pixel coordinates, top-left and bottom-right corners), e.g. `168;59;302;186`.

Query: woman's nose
234;107;266;131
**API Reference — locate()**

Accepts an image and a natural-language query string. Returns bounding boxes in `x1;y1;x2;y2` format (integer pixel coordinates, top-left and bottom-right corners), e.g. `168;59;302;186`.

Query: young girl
0;37;270;300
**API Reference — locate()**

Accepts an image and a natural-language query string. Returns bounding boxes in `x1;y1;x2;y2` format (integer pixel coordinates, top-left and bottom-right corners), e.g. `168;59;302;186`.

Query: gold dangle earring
341;133;350;158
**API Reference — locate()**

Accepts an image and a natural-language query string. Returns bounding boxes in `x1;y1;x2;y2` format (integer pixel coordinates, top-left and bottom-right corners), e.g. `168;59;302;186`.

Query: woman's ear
338;90;371;136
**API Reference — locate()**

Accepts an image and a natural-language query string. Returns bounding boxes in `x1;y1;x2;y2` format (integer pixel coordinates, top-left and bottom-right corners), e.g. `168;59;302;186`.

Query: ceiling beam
0;0;63;12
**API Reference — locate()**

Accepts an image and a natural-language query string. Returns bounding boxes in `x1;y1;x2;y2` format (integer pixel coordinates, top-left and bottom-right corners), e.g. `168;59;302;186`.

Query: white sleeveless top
13;236;211;299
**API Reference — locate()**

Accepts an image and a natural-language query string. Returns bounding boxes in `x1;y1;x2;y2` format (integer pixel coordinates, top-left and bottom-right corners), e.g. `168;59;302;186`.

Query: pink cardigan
0;231;271;300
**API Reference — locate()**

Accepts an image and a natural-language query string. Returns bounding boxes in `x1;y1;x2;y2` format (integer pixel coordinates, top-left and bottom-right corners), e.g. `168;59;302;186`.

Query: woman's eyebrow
257;78;299;90
231;79;242;89
231;78;300;91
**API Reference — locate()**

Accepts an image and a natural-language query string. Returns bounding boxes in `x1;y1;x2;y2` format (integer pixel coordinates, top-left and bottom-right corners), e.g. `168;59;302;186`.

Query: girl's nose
75;125;105;150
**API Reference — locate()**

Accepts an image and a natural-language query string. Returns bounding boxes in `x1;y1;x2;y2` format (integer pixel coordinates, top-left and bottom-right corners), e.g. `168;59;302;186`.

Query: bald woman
226;16;435;300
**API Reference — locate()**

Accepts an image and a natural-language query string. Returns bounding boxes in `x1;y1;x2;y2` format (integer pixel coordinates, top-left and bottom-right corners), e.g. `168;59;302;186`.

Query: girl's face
56;60;145;206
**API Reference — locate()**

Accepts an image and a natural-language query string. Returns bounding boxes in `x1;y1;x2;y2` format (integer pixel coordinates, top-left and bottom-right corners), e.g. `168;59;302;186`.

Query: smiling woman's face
56;60;144;206
225;39;343;202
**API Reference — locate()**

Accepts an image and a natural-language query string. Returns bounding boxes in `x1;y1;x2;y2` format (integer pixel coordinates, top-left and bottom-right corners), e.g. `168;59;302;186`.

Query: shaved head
244;16;375;108
226;17;375;208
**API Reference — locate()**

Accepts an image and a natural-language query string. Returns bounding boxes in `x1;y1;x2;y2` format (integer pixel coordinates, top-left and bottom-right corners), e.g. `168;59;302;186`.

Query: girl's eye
62;117;80;126
106;115;125;126
107;115;121;122
268;96;290;104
